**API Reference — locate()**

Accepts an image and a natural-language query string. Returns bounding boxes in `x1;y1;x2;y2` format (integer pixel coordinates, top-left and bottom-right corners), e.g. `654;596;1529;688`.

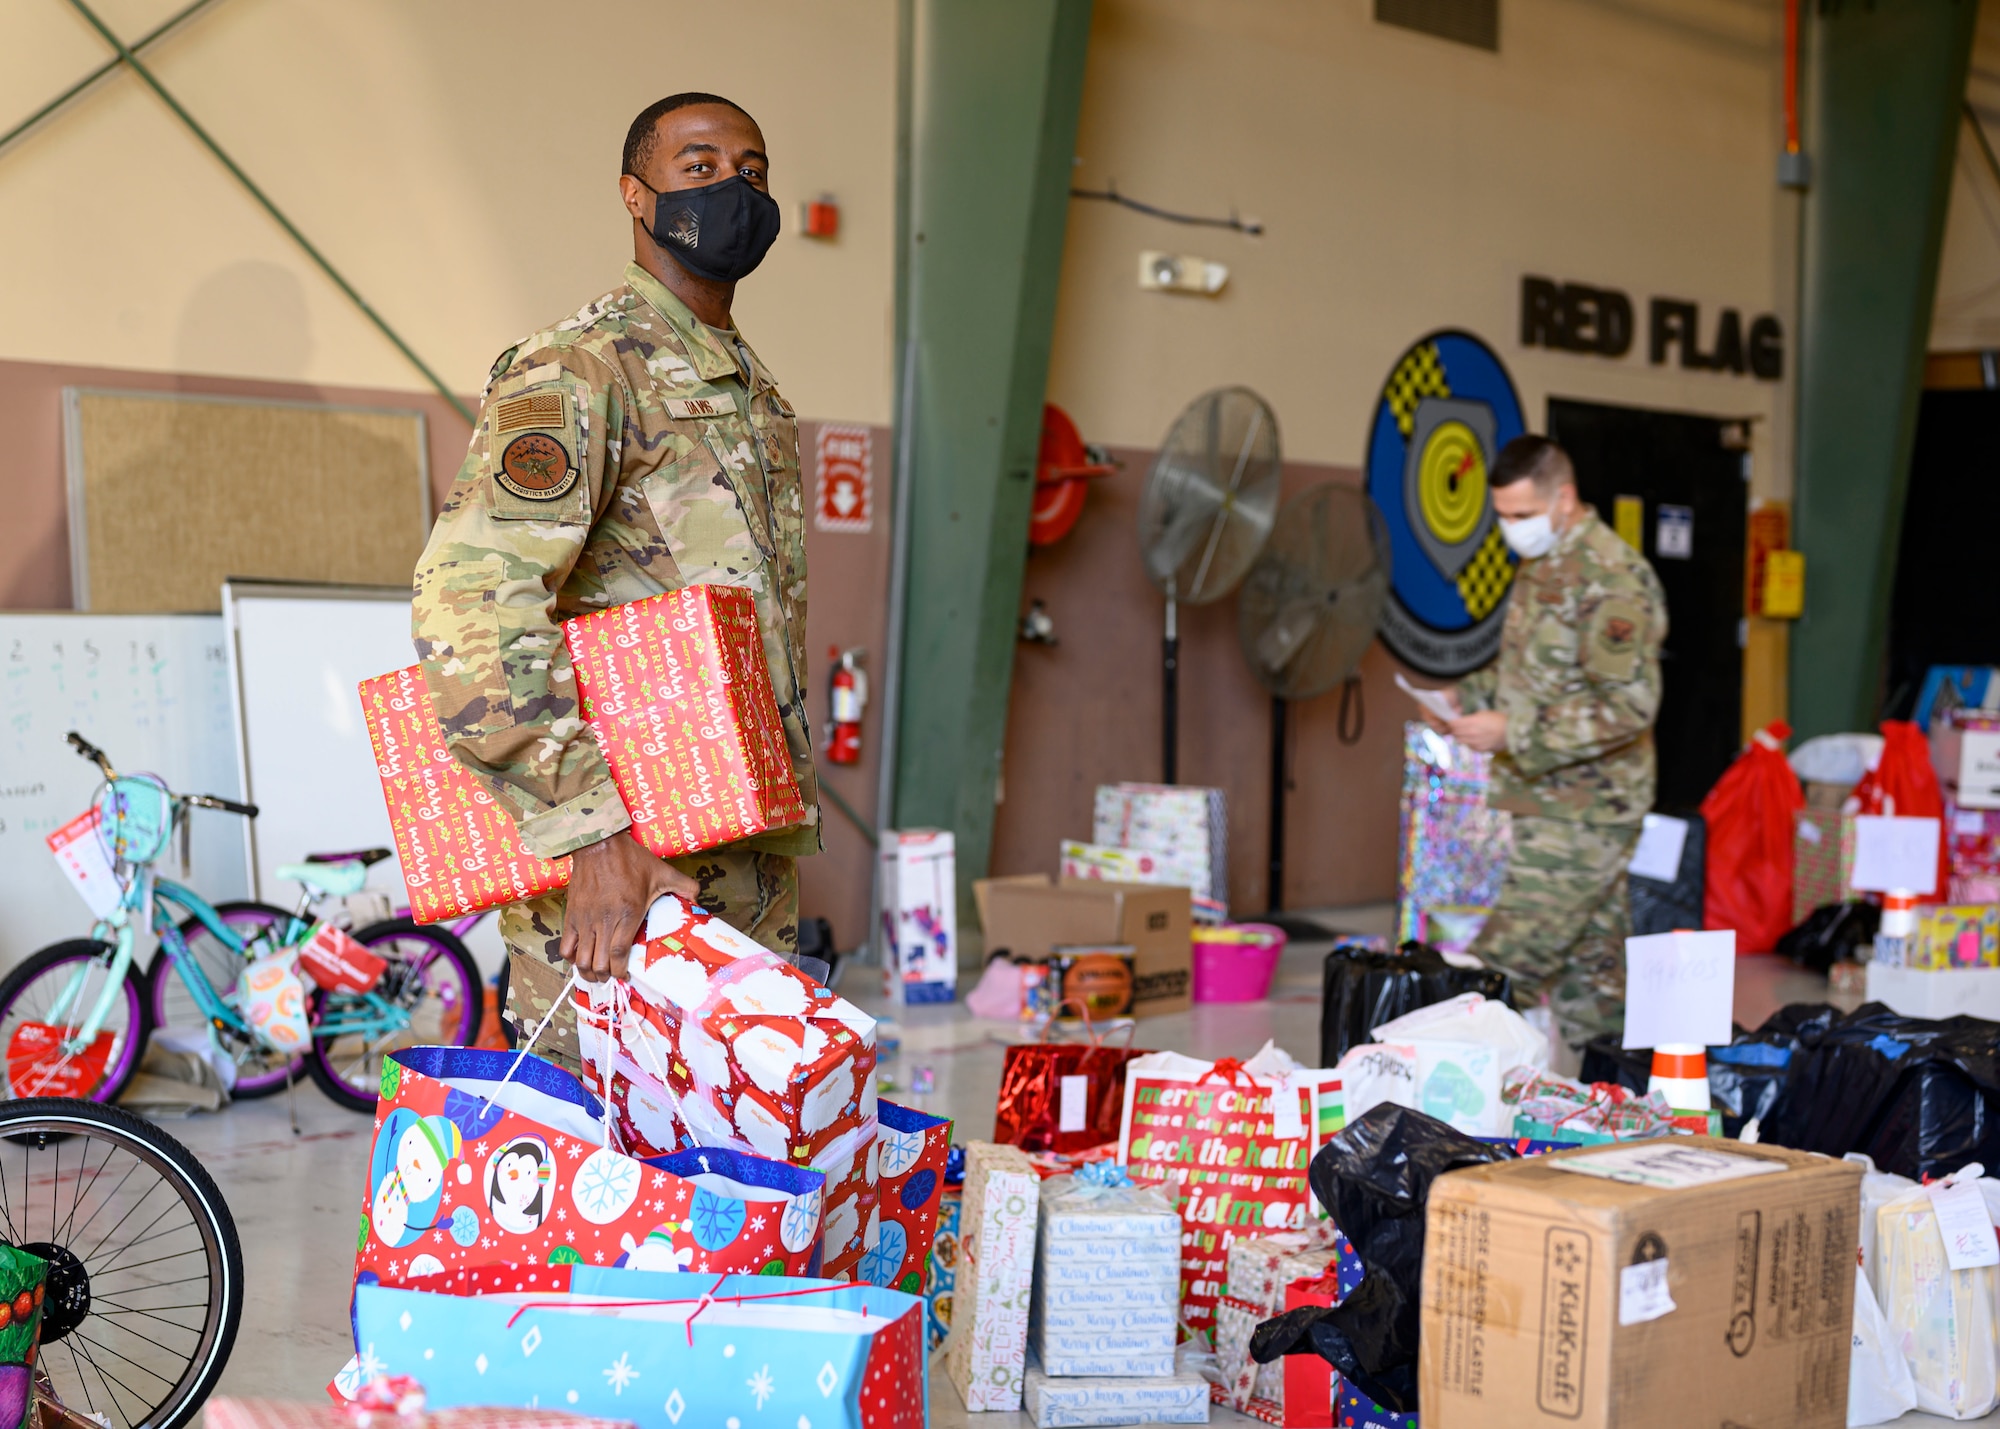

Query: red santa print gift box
359;667;571;923
563;584;805;860
576;894;882;1279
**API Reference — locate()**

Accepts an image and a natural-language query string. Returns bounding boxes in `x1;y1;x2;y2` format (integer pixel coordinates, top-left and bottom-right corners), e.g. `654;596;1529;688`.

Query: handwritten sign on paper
1850;815;1941;895
1927;1179;2000;1271
1622;930;1736;1049
1627;813;1691;883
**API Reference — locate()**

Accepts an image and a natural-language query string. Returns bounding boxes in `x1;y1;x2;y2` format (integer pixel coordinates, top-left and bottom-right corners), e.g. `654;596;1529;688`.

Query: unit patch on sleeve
664;394;737;420
1584;595;1646;682
496;431;577;502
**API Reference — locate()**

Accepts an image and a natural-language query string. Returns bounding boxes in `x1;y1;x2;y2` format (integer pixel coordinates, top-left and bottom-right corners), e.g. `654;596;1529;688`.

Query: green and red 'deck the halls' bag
1699;721;1804;953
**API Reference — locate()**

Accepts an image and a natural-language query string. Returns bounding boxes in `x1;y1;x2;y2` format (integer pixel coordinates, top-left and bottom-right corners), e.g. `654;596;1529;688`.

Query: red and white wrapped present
575;895;880;1279
1215;1229;1342;1417
565;586;805;860
298;923;389;993
213;1398;633;1429
359;667;571;923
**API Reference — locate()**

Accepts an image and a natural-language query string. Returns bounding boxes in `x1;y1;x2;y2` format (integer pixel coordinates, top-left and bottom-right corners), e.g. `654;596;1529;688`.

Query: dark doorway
1886;389;2000;717
1547;398;1748;812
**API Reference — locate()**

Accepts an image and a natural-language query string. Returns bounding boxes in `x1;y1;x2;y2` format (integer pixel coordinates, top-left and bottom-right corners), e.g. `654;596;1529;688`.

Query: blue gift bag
354;1264;926;1429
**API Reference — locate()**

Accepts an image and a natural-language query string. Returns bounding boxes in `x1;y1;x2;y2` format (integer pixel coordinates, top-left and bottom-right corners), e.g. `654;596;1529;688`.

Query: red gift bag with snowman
351;1046;827;1308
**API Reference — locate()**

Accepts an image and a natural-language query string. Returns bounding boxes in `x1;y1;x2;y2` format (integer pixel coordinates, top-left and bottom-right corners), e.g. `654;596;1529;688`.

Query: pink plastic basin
1191;922;1288;1003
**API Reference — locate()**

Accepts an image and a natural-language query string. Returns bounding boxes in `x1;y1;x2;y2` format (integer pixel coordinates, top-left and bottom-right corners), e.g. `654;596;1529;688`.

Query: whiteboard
0;614;248;972
223;582;506;974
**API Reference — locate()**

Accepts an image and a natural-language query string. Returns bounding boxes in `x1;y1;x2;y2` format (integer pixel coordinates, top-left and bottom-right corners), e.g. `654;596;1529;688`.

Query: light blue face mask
1499;511;1557;559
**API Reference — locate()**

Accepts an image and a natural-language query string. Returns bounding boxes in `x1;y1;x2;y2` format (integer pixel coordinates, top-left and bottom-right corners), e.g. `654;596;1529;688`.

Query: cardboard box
975;875;1192;1015
879;828;957;1003
1419;1139;1860;1429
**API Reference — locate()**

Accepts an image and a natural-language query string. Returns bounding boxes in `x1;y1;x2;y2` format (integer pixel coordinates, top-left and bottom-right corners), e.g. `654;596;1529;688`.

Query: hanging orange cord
1784;0;1800;156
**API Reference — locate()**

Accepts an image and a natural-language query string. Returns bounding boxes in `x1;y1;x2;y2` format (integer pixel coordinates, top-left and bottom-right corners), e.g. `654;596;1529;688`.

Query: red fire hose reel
1030;403;1116;547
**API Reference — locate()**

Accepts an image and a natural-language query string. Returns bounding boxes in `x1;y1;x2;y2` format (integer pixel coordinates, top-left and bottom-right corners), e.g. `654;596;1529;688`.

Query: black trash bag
1321;941;1513;1067
1759;1002;2000;1180
1247;1103;1514;1414
1628;811;1705;936
1578;1004;1840;1138
1776;901;1880;973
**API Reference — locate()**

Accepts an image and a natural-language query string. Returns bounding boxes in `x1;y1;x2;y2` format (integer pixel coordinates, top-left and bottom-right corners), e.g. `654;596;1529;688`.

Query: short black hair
622;93;757;179
1490;434;1573;491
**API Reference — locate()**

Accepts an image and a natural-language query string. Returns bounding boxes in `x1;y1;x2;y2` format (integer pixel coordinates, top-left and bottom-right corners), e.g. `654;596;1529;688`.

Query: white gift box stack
1091;783;1228;923
1029;1173;1183;1378
1022;1361;1211;1427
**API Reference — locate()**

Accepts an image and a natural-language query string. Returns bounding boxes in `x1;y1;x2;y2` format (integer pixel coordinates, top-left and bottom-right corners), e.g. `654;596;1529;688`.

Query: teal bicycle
0;733;479;1111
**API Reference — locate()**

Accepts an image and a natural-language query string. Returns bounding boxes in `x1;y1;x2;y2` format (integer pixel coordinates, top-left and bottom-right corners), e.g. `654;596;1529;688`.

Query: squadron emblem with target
1366;329;1526;676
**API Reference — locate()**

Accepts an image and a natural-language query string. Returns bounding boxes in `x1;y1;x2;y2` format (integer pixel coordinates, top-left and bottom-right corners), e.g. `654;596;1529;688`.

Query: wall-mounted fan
1136;387;1283;782
1238;481;1391;936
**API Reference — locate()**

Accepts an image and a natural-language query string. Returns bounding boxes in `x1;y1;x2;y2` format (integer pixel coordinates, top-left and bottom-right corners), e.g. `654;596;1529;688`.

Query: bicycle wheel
305;920;481;1112
0;945;148;1104
145;903;300;1099
0;1097;242;1429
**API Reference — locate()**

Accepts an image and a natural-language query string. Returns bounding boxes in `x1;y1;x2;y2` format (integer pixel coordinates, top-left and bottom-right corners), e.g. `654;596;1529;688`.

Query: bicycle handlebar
186;794;259;819
66;731;114;777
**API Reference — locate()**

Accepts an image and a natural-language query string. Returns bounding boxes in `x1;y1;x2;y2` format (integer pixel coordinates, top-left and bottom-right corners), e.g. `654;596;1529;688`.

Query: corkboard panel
63;388;430;612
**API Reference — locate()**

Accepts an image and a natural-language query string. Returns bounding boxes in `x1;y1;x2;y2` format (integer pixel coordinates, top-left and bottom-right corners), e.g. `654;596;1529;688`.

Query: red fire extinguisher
826;646;866;765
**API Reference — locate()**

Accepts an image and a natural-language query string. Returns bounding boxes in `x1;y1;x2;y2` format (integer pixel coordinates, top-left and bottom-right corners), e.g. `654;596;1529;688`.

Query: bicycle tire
145;902;302;1100
0;1097;243;1429
306;919;482;1112
0;944;149;1104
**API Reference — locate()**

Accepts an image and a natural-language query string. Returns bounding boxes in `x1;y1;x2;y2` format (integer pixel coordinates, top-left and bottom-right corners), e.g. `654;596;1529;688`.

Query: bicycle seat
277;861;370;898
306;848;393;867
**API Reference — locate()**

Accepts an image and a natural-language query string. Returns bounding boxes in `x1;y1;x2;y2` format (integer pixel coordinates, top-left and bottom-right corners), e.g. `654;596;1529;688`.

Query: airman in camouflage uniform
1447;437;1666;1048
411;95;818;1070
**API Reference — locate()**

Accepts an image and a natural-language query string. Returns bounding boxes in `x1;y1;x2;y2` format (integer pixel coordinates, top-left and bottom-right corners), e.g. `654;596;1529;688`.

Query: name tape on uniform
666;394;737;420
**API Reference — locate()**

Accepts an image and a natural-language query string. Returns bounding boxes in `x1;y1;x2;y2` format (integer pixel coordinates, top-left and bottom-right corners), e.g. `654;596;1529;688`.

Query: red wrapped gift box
575;895;881;1278
565;586;804;860
360;668;571;923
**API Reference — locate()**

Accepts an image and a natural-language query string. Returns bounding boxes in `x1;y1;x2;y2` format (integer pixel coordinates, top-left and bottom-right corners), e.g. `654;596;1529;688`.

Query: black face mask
634;174;781;283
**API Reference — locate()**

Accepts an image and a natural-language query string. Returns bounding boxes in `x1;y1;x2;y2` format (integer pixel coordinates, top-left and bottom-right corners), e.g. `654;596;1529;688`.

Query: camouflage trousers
1465;815;1641;1049
500;848;800;1078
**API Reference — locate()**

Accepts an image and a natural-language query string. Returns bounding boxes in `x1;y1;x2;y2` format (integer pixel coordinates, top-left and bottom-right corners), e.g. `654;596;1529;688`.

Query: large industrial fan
1238;482;1392;936
1137;387;1283;782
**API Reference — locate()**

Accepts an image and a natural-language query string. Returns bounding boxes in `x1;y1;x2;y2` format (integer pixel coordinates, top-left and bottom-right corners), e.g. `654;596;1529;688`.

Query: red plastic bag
1853;720;1951;898
1699;721;1804;953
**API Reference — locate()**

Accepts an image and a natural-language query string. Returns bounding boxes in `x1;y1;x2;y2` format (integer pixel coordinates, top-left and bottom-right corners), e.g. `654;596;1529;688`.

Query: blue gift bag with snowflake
354;1262;926;1429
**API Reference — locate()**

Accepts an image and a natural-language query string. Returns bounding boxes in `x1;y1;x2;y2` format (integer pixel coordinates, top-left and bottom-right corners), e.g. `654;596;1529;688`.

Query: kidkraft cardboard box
880;829;956;1004
975;876;1191;1016
1419;1139;1861;1429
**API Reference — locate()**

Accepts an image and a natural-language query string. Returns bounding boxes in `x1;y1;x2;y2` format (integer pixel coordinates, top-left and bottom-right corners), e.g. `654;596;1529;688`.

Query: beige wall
0;0;897;425
1933;0;2000;350
1048;0;1799;504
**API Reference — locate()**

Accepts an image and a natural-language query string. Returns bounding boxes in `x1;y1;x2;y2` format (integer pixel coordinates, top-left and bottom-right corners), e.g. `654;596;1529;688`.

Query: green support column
1790;0;1978;739
889;1;1093;936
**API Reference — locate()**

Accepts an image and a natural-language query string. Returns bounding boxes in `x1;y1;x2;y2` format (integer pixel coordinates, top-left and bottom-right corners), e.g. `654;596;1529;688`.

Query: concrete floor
162;907;1969;1426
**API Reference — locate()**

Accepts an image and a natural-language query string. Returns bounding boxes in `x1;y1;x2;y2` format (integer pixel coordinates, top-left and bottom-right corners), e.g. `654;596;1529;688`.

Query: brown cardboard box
1420;1139;1860;1429
973;874;1192;1014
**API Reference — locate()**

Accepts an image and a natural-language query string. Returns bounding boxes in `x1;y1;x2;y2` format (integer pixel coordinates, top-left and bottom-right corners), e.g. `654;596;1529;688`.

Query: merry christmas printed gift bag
352;1047;826;1305
574;895;880;1279
360;667;572;923
1116;1043;1343;1341
564;586;805;860
352;1263;925;1429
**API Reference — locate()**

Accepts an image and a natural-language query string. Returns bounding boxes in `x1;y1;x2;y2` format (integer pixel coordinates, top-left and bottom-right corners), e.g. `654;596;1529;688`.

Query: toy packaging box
879;829;957;1004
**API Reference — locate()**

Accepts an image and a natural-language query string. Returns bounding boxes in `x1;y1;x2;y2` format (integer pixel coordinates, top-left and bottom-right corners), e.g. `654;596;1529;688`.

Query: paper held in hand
1626;813;1690;882
1622;929;1735;1050
1850;814;1941;895
1395;672;1458;724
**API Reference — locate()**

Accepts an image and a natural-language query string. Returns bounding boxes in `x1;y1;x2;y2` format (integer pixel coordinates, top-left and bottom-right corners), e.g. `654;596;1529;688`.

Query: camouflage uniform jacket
1455;506;1666;826
411;261;820;861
